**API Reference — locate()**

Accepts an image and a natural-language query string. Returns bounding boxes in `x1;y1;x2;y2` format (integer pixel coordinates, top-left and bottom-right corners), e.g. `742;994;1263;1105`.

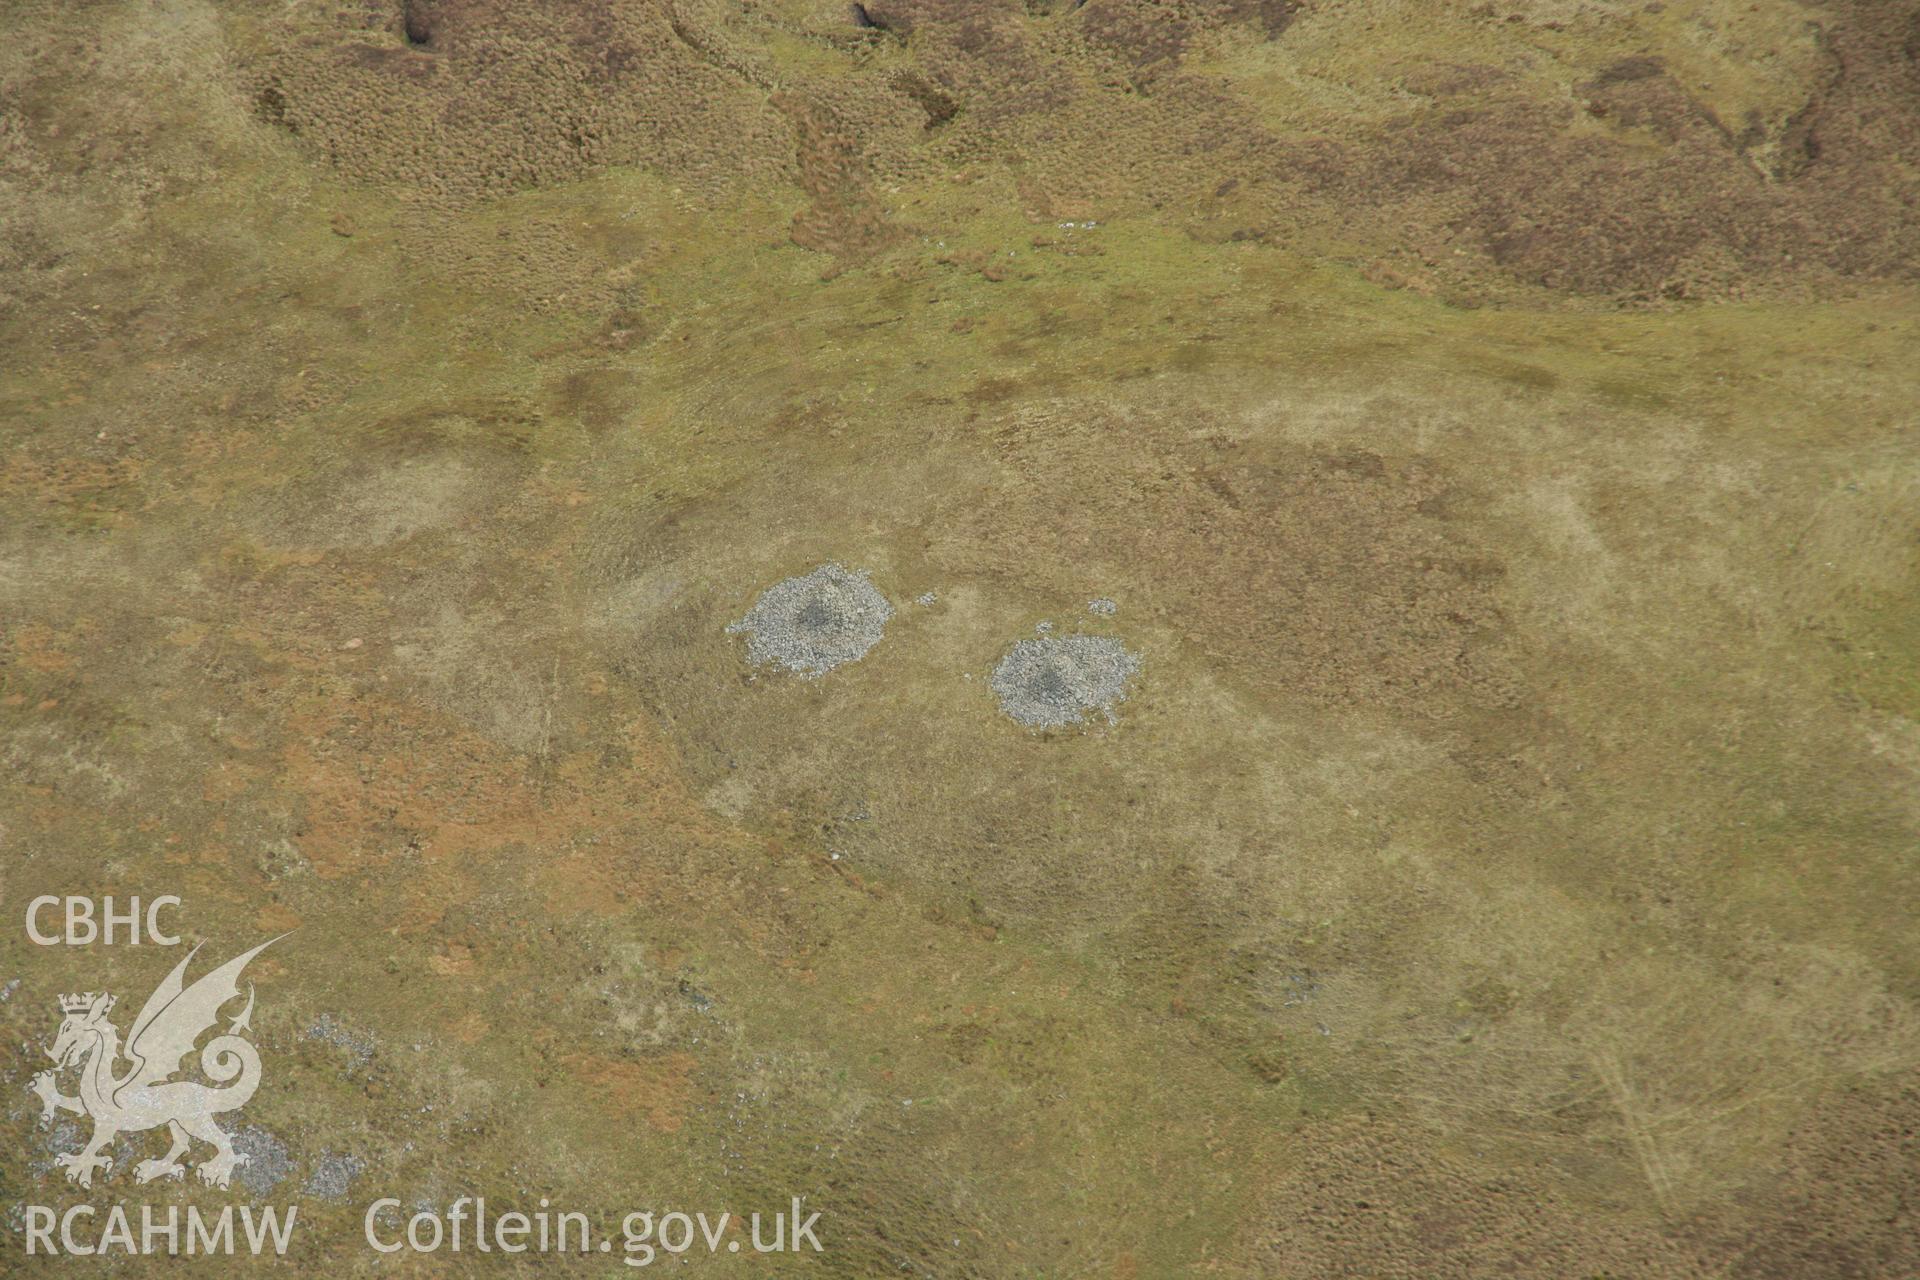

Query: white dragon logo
29;936;285;1190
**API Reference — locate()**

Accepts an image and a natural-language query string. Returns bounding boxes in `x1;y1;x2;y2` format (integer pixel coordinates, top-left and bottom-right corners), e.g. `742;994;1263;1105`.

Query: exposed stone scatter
727;563;894;677
303;1151;365;1201
232;1126;295;1195
990;635;1141;728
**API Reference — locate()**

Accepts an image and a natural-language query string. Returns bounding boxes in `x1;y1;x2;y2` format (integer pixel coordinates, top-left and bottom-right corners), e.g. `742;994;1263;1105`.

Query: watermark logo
29;935;287;1191
25;895;182;946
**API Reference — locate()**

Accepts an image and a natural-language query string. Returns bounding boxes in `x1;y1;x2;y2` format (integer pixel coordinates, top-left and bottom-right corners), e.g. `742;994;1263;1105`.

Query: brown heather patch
559;1049;700;1133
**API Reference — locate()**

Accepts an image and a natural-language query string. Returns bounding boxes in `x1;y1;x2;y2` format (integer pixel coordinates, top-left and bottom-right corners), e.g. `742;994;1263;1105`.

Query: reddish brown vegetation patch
1254;1075;1920;1279
933;420;1517;713
240;0;791;205
1685;1075;1920;1280
778;94;899;271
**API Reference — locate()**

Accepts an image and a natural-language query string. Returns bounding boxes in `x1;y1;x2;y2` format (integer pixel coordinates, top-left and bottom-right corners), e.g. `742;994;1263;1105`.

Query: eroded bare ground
1;0;1917;1275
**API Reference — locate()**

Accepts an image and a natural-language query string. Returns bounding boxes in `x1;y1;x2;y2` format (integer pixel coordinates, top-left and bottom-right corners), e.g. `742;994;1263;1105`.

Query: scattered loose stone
726;563;893;677
305;1014;376;1068
32;1120;85;1178
1087;597;1117;616
303;1151;364;1200
232;1126;294;1194
1279;974;1320;1007
989;635;1142;728
366;1201;405;1236
915;591;937;606
28;1122;137;1180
